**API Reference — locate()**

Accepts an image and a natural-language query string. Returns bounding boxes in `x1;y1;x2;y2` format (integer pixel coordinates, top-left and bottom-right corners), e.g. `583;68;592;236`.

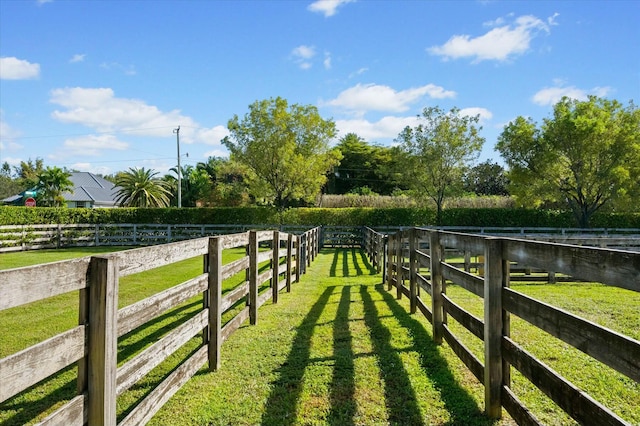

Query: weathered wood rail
0;227;321;425
363;227;640;425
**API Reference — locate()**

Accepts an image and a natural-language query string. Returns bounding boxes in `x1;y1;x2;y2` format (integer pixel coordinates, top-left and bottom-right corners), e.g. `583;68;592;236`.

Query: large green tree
463;160;509;196
196;156;250;206
165;165;211;207
114;167;172;208
396;106;485;224
497;96;640;227
35;166;74;207
223;97;340;219
328;133;400;195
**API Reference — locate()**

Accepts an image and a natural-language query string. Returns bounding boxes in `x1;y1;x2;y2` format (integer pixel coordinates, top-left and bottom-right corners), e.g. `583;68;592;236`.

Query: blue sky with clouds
1;0;638;176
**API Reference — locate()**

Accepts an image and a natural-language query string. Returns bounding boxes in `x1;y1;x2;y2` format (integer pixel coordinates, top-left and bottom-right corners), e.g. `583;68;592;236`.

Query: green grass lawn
1;247;638;425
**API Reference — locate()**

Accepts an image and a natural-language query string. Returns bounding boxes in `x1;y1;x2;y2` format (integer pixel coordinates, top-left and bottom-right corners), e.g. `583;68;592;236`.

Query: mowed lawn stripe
149;249;496;425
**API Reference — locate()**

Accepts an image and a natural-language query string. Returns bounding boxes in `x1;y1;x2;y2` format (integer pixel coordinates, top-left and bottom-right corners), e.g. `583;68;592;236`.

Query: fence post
409;228;417;314
484;238;504;419
249;231;258;325
202;254;210;343
208;236;222;371
387;234;394;290
87;255;119;426
306;232;311;268
396;231;403;300
430;231;444;345
272;230;280;303
295;235;301;282
286;233;293;292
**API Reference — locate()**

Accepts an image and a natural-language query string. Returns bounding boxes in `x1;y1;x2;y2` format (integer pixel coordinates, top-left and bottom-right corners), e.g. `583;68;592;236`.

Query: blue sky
1;0;638;176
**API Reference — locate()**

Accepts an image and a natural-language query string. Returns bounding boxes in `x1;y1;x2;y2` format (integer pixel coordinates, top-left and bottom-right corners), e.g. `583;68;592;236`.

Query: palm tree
114;167;171;207
36;166;74;207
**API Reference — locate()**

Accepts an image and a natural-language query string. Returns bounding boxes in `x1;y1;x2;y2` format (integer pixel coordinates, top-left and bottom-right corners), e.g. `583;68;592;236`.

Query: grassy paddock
1;247;638;425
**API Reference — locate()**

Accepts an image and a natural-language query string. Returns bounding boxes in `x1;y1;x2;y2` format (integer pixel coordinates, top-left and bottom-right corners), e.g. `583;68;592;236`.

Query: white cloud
0;111;23;152
324;52;332;70
0;57;41;80
69;163;113;175
349;67;368;78
100;62;136;75
62;134;129;157
49;87;225;145
531;84;612;106
69;54;86;63
37;0;53;5
291;45;316;69
459;107;493;123
308;0;355;17
325;83;456;114
428;14;555;62
1;156;22;167
336;115;421;141
196;125;229;146
203;148;230;159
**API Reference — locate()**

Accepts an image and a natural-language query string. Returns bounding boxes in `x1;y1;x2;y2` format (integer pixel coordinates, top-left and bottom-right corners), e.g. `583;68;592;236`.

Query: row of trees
2;95;638;227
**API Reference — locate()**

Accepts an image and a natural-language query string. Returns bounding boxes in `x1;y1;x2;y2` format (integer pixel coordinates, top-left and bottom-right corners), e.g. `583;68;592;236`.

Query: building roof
63;173;120;205
1;172;122;206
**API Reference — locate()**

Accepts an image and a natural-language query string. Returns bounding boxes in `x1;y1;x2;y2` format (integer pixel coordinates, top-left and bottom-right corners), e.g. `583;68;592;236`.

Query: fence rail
0;227;321;425
363;226;640;425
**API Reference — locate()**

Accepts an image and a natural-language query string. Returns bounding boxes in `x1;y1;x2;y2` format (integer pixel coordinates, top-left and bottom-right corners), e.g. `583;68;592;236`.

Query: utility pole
173;126;181;208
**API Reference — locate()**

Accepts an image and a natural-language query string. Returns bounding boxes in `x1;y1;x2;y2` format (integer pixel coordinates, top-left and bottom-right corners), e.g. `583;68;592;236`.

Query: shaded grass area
149;248;499;425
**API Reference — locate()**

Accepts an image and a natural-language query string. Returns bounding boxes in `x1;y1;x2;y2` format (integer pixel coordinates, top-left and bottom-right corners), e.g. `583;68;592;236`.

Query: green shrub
1;206;638;228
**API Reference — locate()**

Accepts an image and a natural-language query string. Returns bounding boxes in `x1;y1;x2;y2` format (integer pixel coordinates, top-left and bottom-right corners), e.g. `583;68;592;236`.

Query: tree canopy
396;106;485;223
114;167;172;208
223;97;340;217
497;96;640;227
328;133;401;195
35;166;74;207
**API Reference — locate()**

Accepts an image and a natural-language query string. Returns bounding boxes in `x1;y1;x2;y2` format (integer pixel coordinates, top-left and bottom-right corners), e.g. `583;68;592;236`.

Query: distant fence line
363;226;640;424
2;223;640;253
0;227;321;425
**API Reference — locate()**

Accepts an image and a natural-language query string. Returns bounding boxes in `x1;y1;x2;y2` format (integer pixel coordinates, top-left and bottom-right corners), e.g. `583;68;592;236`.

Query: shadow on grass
0;367;77;426
375;284;496;426
261;286;336;425
328;285;356;426
360;285;425;425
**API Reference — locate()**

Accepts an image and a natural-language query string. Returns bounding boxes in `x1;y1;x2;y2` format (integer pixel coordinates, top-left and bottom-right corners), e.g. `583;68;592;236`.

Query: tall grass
318;194;515;209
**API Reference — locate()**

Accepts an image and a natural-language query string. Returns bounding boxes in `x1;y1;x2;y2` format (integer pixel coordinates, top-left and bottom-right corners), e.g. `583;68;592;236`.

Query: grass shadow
375;284;496;425
350;248;363;276
261;286;336;425
328;285;356;426
329;249;340;277
360;284;425;426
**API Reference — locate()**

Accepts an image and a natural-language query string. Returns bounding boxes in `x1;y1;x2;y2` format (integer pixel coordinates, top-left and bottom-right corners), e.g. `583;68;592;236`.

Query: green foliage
497;96;640;227
328;133;402;195
396;106;485;224
463;160;509;196
223;97;340;215
35;166;73;207
1;205;639;228
114;167;172;208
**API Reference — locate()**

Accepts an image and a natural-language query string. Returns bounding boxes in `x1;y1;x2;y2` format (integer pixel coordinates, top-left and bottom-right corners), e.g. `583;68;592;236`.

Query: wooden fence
0;227;321;425
363;226;640;425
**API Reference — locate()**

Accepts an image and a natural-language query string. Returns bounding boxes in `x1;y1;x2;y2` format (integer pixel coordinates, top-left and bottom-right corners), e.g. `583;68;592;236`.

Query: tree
35;166;74;207
328;133;400;195
196;156;250;206
114;167;172;207
463;160;509;196
396;106;485;224
15;158;45;189
165;165;211;207
223;97;340;220
497;96;640;227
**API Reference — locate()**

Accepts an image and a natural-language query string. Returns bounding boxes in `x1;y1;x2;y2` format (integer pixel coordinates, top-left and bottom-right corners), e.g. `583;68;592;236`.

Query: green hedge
1;206;638;228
